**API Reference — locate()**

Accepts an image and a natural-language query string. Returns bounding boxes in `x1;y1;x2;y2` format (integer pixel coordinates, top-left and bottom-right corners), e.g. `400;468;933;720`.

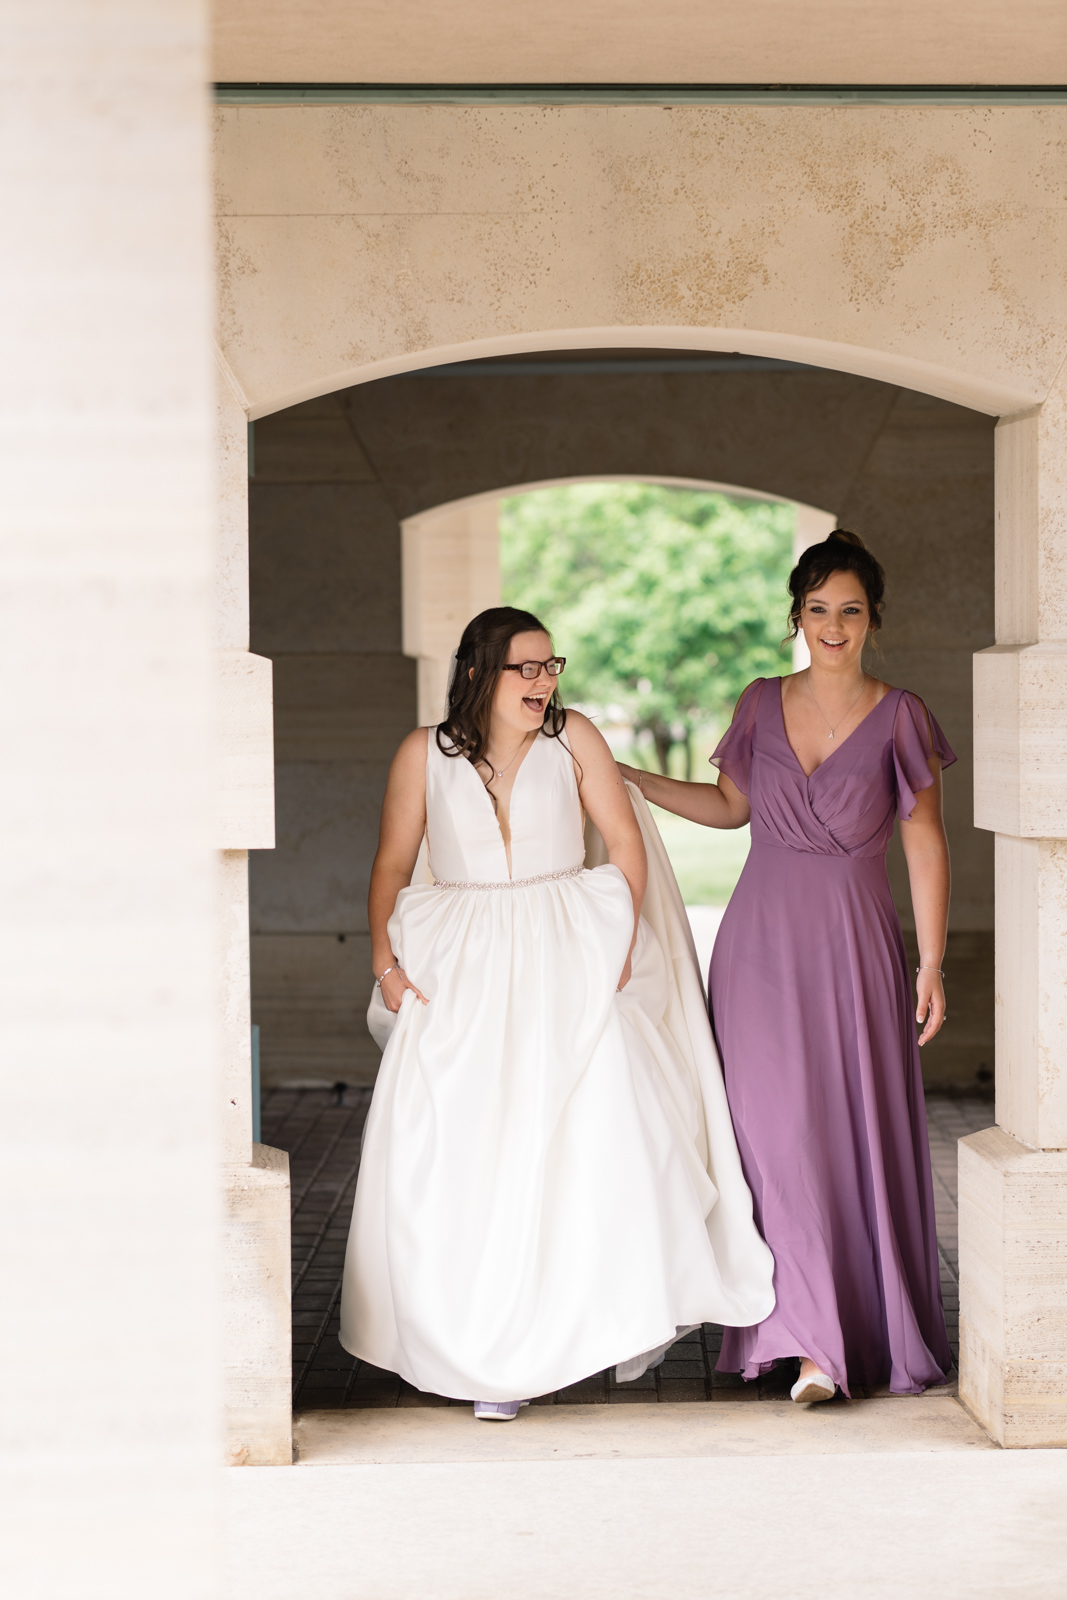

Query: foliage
499;483;794;774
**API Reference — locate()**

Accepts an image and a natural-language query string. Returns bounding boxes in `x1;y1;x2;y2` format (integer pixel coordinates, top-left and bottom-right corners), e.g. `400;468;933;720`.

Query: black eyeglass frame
501;657;567;680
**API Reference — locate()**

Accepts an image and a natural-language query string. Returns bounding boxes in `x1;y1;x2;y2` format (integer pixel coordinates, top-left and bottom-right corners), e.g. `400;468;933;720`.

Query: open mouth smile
523;692;548;713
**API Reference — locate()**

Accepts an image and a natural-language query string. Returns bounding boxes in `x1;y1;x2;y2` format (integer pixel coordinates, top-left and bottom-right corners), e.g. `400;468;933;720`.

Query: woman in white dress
339;607;774;1417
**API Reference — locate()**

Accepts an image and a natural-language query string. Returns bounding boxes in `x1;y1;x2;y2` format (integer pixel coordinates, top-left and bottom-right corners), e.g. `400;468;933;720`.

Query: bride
339;606;774;1417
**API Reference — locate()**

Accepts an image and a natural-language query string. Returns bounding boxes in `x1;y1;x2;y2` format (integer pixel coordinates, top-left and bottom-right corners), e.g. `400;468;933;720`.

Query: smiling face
800;570;872;673
488;629;557;738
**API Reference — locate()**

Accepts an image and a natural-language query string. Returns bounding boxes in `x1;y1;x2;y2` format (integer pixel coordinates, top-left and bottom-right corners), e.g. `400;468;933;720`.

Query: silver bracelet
916;966;945;977
375;963;399;988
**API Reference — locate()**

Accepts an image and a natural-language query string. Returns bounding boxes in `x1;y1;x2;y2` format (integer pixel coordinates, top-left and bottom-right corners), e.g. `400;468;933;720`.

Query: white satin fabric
340;727;774;1401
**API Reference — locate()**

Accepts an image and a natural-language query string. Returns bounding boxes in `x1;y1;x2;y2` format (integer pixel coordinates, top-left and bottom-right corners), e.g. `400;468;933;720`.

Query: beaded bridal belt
433;864;586;892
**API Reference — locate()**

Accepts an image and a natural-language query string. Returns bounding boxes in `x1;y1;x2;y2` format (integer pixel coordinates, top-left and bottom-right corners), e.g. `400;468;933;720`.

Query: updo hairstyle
437;606;567;778
786;530;886;642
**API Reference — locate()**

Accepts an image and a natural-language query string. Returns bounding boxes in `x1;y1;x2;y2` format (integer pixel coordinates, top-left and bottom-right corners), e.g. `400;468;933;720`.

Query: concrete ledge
974;643;1067;837
292;1395;993;1465
224;1450;1067;1600
217;649;275;849
223;1144;293;1466
959;1125;1067;1448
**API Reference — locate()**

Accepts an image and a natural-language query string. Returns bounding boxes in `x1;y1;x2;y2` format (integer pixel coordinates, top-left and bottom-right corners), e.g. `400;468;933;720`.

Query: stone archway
247;349;995;1098
214;100;1067;1453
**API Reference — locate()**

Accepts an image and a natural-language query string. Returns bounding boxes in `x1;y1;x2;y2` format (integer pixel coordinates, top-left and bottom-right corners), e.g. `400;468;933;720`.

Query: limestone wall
214;104;1067;417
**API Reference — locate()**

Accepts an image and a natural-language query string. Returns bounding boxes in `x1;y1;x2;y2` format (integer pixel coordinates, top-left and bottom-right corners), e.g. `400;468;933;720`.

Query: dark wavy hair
786;529;886;641
436;607;568;780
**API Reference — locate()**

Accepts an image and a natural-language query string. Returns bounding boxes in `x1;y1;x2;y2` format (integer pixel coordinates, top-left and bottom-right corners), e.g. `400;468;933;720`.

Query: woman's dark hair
786;529;886;641
436;606;567;777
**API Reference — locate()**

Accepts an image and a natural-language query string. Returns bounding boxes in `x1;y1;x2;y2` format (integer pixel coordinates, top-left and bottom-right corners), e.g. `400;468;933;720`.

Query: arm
369;728;430;1013
899;758;951;1046
615;763;750;829
564;712;647;990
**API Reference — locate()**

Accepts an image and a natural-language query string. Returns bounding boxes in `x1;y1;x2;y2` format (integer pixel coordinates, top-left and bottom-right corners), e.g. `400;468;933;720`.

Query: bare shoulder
560;709;610;758
390;726;430;778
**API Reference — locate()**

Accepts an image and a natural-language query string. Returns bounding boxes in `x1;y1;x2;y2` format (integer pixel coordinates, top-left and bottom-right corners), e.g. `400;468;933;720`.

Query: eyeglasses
502;657;566;680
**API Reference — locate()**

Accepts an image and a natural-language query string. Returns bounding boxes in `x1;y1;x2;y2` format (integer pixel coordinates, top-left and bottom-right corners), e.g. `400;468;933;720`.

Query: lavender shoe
473;1400;530;1421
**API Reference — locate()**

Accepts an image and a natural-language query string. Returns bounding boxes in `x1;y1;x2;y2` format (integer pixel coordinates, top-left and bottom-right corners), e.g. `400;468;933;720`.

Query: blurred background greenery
500;482;795;907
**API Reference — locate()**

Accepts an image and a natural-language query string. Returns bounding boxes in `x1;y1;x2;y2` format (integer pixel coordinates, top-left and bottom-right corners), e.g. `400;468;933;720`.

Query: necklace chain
807;676;867;741
487;733;532;780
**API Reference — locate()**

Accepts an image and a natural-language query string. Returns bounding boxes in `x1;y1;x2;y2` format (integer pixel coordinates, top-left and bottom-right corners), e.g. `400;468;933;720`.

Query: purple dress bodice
713;677;956;857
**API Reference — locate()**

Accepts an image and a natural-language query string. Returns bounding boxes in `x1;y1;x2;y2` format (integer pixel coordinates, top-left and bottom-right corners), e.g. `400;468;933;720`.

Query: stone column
214;362;292;1465
0;3;221;1593
960;367;1067;1447
402;496;502;723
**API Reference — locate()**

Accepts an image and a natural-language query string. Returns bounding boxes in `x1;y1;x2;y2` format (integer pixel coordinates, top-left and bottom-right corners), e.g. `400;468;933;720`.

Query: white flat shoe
473;1400;530;1421
791;1370;835;1404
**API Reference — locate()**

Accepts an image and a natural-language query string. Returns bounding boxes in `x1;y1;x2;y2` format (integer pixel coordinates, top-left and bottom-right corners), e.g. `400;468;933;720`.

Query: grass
618;726;751;907
648;808;750;906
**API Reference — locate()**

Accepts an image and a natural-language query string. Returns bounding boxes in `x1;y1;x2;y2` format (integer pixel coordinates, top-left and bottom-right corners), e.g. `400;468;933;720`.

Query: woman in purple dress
618;530;952;1403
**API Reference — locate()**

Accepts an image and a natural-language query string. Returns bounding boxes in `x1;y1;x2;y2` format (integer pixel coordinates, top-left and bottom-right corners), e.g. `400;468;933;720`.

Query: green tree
500;483;794;777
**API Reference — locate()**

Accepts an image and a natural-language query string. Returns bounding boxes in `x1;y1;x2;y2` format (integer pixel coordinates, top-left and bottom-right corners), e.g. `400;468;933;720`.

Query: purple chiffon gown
709;678;954;1396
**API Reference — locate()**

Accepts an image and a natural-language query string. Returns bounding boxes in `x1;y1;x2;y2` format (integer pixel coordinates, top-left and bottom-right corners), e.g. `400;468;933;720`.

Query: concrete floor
233;1092;1067;1599
225;1447;1067;1599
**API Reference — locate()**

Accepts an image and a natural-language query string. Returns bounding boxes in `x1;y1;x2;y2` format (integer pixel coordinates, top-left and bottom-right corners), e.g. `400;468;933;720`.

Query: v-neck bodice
426;725;586;883
710;679;956;859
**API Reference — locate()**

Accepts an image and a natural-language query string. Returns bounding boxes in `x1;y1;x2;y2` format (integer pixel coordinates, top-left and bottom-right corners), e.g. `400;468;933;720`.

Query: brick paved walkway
262;1089;992;1412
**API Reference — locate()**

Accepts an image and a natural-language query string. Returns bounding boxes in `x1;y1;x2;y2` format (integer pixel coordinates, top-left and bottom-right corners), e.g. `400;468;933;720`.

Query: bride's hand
378;965;428;1014
616;950;633;991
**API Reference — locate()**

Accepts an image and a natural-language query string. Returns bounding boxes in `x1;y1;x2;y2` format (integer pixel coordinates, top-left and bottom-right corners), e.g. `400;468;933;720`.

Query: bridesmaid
619;530;953;1401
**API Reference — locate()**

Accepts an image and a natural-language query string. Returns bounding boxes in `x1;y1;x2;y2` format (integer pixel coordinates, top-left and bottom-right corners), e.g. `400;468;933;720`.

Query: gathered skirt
341;852;775;1401
711;844;951;1396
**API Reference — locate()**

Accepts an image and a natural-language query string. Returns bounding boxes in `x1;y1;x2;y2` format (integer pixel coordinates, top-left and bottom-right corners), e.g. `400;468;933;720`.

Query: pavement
234;1080;1060;1598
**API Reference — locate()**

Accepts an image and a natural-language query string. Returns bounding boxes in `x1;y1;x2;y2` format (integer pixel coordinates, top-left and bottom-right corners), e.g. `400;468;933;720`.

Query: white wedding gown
339;726;774;1401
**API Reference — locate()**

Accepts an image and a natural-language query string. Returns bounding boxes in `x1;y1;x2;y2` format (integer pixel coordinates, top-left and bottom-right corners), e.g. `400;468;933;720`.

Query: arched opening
243;342;996;1413
248;345;994;1083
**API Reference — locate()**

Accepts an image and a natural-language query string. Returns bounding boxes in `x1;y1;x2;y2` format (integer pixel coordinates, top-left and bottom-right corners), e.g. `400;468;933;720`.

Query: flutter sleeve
893;691;957;821
709;678;767;796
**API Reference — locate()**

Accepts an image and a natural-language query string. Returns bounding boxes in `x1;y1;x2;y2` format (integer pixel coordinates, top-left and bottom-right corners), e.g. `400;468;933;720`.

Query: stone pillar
402;496;502;723
214;364;292;1464
960;371;1067;1447
0;3;221;1593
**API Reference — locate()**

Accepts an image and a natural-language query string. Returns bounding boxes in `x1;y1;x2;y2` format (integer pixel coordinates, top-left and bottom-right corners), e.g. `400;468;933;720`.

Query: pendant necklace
807;677;867;741
488;734;530;780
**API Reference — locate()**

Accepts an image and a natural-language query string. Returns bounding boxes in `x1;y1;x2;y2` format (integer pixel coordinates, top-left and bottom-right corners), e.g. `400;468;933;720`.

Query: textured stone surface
223;1144;294;1466
223;1447;1067;1600
216;650;276;849
213;105;1067;415
292;1396;993;1463
213;0;1067;86
959;1125;1067;1447
0;3;221;1594
993;837;1067;1150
